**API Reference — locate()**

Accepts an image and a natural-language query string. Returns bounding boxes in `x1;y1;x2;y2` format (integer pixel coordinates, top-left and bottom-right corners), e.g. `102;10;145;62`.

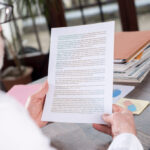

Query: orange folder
115;31;150;63
135;51;143;60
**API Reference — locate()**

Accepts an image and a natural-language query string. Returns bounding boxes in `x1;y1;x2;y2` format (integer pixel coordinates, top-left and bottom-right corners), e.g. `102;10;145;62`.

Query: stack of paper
114;31;150;83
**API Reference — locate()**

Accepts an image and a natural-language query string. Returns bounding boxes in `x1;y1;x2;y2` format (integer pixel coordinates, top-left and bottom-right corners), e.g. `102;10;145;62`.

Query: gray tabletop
36;75;150;150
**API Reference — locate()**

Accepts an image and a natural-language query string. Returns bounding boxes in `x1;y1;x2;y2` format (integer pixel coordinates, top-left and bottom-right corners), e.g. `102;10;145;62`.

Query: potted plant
23;0;66;31
1;33;33;91
1;0;67;91
0;1;33;91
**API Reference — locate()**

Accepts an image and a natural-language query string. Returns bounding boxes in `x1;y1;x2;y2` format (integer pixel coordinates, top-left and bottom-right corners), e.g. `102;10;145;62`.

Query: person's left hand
25;81;49;128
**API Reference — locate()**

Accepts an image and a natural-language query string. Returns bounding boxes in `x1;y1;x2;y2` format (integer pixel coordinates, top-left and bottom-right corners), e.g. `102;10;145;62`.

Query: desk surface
36;75;150;150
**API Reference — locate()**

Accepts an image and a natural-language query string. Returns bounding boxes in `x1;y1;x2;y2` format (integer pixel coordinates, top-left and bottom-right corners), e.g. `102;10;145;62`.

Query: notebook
114;31;150;63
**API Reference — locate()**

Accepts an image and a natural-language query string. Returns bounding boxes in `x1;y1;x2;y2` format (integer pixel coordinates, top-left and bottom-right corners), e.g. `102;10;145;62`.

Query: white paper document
113;85;135;104
42;22;115;123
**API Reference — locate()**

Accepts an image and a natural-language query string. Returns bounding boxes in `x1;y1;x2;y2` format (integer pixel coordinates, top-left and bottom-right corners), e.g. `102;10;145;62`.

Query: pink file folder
7;84;42;106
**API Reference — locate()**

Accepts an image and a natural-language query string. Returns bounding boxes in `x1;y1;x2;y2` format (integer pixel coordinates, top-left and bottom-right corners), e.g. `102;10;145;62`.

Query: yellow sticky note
117;98;150;115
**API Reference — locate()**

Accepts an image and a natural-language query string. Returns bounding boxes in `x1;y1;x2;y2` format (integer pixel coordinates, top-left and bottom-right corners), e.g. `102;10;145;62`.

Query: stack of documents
114;31;150;83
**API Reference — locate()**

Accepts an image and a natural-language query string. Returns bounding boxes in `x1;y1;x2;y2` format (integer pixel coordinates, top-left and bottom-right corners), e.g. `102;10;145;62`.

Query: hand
93;104;136;138
26;81;49;128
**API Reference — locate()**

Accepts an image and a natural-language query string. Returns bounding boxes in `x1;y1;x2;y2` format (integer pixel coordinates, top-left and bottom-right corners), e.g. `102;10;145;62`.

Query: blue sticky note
113;89;121;97
128;104;137;112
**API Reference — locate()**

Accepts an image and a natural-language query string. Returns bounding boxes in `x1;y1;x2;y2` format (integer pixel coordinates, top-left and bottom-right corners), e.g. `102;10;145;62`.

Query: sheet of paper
117;98;150;115
7;84;42;106
42;22;115;123
113;85;135;103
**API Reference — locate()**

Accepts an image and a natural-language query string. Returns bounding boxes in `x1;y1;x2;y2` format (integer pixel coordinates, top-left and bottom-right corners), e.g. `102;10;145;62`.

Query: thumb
113;104;124;112
31;81;49;99
102;114;112;125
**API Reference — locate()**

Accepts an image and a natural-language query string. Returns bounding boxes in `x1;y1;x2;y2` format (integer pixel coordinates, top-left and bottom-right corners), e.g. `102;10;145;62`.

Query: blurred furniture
3;53;49;82
45;0;67;30
34;74;150;150
64;0;116;24
117;0;139;31
64;0;139;31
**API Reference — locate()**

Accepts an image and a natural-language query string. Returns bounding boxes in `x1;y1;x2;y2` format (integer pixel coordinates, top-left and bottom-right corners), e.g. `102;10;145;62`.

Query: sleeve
108;133;144;150
0;92;56;150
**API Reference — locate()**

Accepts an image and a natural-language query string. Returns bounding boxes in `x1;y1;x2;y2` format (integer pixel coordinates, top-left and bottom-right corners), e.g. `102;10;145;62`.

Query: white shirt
109;133;143;150
0;92;143;150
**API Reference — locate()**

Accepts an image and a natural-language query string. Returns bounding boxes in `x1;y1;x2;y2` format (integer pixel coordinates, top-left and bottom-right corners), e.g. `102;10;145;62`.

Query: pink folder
7;84;42;106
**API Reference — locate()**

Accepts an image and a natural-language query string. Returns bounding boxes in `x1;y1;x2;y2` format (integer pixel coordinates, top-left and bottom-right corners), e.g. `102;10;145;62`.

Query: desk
35;75;150;150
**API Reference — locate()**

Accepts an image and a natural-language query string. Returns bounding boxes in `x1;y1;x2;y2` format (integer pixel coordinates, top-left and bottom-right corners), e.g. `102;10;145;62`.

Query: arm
0;91;56;150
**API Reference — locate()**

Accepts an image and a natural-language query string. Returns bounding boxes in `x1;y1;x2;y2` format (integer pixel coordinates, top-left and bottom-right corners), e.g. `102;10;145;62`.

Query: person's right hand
93;104;136;138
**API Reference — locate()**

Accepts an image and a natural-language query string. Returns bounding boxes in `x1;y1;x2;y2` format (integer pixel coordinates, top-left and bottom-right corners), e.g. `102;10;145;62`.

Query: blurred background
0;0;150;91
